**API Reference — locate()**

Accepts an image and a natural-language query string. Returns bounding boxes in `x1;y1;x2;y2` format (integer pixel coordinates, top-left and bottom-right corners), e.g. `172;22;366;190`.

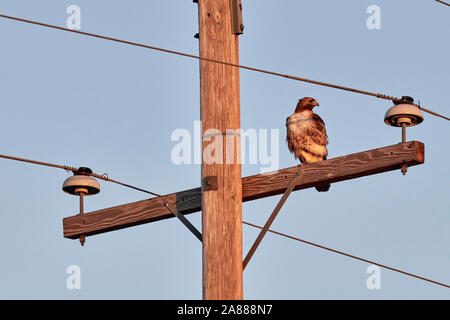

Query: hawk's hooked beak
312;100;319;107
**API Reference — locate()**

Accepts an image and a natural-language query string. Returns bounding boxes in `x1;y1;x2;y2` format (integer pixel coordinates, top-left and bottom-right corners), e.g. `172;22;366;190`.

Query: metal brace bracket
242;165;303;270
164;200;203;242
203;176;218;191
229;0;244;35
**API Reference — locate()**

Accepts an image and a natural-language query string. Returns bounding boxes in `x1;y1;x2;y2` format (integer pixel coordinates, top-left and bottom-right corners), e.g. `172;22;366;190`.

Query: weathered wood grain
242;141;425;201
63;188;201;238
63;141;424;239
199;0;243;299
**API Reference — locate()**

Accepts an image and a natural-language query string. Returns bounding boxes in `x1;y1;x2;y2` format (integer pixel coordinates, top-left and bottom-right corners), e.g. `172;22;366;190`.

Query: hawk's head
295;97;319;113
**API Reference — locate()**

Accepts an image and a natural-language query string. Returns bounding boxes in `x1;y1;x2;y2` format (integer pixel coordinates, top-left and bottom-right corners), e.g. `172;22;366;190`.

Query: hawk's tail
315;184;330;192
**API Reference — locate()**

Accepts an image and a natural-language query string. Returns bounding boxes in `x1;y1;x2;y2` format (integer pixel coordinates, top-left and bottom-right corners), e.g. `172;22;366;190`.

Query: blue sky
0;0;449;299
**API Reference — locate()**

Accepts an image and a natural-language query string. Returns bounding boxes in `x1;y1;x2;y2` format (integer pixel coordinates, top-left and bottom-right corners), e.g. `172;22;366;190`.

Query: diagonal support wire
243;165;303;270
164;200;203;242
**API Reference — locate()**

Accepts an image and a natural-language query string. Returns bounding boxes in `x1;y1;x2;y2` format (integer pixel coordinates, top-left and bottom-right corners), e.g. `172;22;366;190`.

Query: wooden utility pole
198;0;243;299
59;4;427;300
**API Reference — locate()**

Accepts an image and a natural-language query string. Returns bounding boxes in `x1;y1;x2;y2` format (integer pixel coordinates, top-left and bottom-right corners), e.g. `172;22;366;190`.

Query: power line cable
242;220;450;289
435;0;450;7
0;14;449;122
0;153;161;197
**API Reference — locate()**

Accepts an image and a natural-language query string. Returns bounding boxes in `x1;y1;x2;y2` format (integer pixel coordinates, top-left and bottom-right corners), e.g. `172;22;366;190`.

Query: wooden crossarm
63;141;424;239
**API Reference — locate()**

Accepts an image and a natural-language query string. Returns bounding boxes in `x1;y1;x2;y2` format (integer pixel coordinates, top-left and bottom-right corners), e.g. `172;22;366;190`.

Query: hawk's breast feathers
286;110;328;164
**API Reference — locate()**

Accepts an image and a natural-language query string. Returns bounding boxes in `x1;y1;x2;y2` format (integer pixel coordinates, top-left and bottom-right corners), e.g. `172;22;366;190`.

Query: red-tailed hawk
286;97;330;192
